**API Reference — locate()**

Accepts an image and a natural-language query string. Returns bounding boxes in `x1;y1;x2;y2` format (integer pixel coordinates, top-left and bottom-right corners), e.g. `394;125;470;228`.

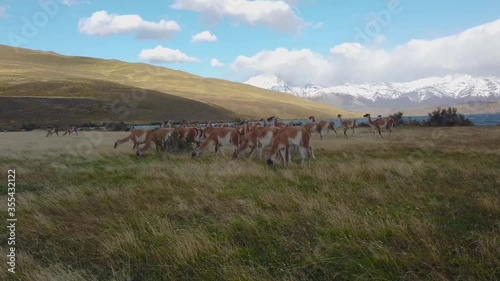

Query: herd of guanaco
108;114;396;165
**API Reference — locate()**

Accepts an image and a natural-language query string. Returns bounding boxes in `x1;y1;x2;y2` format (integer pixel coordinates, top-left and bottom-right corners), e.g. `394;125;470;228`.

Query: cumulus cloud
139;46;199;63
232;47;333;86
231;19;500;86
210;58;225;67
191;31;217;43
170;0;306;33
79;11;181;39
0;5;10;19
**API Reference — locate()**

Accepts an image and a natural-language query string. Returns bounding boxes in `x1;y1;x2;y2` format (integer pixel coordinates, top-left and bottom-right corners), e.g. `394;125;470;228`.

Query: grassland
0;126;499;280
0;44;356;128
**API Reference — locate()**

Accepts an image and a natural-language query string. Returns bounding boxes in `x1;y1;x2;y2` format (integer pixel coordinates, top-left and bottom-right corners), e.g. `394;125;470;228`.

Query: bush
163;131;181;153
20;123;41;131
232;116;243;123
78;122;99;128
391;111;404;126
424;107;473;127
105;121;131;131
405;118;423;127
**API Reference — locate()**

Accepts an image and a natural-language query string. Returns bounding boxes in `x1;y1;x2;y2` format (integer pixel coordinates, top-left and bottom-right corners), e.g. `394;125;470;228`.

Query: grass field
0;127;499;280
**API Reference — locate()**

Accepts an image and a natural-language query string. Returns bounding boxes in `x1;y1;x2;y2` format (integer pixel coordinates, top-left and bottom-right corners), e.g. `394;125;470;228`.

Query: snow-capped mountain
244;74;500;111
244;74;296;94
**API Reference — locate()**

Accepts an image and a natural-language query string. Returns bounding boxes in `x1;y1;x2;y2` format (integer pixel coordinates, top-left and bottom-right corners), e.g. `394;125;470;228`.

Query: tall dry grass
0;126;499;280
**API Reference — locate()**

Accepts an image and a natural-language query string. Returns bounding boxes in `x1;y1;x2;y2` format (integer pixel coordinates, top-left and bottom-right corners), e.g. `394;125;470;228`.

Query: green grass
0;127;499;280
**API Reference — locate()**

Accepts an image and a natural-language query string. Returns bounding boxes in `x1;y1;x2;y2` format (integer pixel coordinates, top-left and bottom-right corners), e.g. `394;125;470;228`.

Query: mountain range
244;74;500;114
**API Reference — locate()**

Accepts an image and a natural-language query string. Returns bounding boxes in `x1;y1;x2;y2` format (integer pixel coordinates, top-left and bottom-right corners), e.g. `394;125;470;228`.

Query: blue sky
1;0;500;86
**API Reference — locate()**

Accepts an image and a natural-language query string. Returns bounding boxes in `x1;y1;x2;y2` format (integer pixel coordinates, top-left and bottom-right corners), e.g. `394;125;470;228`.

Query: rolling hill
0;44;354;128
0;80;235;127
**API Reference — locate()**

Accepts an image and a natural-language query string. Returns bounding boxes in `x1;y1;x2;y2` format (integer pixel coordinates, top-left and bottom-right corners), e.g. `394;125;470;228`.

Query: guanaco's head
233;135;251;159
363;113;371;118
232;149;240;159
113;141;118;149
191;149;201;159
266;156;275;166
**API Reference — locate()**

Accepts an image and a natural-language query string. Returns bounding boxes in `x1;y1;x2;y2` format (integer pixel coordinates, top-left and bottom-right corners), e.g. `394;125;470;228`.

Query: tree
424;107;473;126
391;111;404;126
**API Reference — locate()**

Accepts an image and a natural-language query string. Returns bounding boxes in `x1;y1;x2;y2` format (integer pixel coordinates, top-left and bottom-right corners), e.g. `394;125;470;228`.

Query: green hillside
0;44;355;127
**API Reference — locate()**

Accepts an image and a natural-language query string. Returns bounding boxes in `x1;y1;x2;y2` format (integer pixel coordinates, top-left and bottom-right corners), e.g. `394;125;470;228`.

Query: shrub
232;116;243;123
105;121;131;131
20;123;41;131
405;118;423;127
424;107;473;127
391;111;404;126
78;122;99;128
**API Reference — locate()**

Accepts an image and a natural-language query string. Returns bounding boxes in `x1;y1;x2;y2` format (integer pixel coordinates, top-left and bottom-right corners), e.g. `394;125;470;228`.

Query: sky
1;0;500;86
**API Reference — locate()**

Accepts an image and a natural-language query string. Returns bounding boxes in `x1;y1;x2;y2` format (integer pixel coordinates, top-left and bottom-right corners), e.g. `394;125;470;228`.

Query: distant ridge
245;74;500;114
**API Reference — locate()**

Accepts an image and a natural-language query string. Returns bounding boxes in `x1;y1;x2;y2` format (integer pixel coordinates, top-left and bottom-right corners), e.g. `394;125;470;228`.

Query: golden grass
0;44;358;121
0;126;499;280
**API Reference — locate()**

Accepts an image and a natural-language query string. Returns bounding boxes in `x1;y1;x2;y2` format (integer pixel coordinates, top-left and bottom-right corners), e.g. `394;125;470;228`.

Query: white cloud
312;22;324;29
62;0;77;6
191;31;217;43
170;0;306;33
139;46;199;63
232;47;333;86
60;0;92;7
210;58;225;67
372;35;386;46
78;11;181;39
231;19;500;86
0;5;10;19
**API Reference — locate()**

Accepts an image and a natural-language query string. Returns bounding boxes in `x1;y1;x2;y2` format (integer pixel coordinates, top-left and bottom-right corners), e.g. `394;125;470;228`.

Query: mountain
244;74;296;94
0;45;355;128
244;74;500;114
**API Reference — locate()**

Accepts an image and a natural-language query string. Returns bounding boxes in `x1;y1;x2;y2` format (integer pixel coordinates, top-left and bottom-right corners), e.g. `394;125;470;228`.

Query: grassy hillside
0;127;499;280
0;44;355;126
0;80;235;127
